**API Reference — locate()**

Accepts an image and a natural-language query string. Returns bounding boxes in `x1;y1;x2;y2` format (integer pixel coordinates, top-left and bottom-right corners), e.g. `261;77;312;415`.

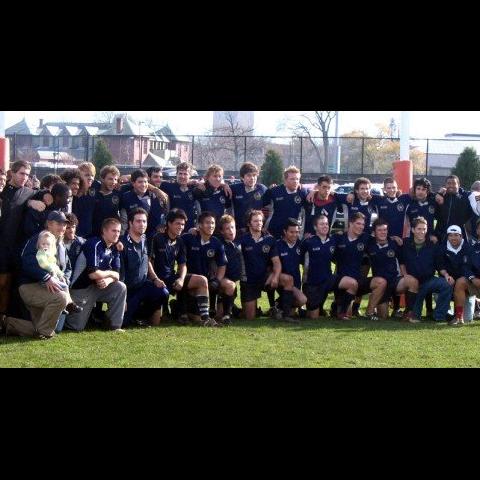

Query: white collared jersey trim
93;240;103;267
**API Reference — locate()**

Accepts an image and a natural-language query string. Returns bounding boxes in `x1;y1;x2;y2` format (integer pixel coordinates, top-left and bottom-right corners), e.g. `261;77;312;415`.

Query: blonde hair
37;230;57;255
284;166;300;179
219;214;235;230
206;164;224;178
78;162;96;176
100;165;120;179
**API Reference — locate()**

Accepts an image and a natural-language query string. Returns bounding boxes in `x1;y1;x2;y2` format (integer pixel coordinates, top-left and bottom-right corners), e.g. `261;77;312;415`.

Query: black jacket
434;188;473;240
0;185;35;251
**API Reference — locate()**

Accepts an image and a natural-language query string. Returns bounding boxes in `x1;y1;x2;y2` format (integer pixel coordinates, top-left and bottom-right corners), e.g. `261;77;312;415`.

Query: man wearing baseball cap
0;210;72;339
441;225;478;325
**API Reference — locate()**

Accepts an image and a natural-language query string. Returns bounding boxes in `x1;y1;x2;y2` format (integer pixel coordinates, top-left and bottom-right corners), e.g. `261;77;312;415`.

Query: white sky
4;111;480;139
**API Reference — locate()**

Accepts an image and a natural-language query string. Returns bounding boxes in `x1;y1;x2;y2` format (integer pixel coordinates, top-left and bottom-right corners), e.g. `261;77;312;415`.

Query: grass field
1;295;480;368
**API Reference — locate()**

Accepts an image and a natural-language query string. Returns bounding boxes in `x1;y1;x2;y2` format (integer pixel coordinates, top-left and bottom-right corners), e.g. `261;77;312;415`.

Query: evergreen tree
93;139;114;176
260;150;284;187
452;147;480;189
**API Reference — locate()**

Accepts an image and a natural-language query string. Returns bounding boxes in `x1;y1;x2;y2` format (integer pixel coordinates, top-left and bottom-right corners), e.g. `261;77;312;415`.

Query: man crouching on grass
276;218;307;318
238;210;298;323
66;218;127;333
216;214;243;325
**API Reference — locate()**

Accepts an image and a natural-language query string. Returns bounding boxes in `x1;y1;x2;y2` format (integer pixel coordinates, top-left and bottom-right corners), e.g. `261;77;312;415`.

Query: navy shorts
164;274;193;293
303;275;337;311
356;276;373;296
380;276;403;304
240;281;272;303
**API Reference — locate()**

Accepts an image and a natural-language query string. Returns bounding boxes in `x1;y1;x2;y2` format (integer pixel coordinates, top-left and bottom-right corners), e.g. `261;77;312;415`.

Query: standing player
262;166;310;240
159;162;198;230
229;162;267;236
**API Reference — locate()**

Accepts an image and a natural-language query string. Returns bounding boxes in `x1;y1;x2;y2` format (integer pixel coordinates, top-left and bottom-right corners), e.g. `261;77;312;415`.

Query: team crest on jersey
294;195;302;204
397;204;405;212
296;247;301;255
387;250;395;258
89;188;96;197
188;192;193;200
367;207;373;215
357;243;365;252
330;246;335;254
262;245;271;254
220;196;226;204
254;191;262;201
112;196;119;205
207;249;215;258
429;206;435;214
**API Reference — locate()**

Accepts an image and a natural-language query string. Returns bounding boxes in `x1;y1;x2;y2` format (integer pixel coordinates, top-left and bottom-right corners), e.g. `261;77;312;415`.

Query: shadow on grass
2;317;478;347
221;317;480;333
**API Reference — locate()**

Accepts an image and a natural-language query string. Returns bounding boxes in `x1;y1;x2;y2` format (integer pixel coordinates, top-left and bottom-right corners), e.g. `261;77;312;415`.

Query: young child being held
36;230;83;315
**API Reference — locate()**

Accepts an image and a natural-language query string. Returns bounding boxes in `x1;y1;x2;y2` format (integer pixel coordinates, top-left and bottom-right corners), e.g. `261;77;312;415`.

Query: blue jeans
123;280;168;327
55;313;66;333
463;295;476;323
414;277;453;321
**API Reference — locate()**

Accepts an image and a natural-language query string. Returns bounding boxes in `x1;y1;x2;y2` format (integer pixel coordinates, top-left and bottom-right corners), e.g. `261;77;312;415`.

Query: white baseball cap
447;225;462;235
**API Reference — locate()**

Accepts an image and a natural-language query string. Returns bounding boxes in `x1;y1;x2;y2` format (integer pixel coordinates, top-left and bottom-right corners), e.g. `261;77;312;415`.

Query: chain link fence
7;133;480;180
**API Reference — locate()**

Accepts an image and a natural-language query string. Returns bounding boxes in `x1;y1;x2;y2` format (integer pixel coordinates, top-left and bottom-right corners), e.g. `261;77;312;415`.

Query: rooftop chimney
39;119;44;128
116;116;123;134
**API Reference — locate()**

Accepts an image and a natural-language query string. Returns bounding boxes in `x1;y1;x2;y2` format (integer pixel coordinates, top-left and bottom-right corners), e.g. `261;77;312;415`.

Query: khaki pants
7;283;69;338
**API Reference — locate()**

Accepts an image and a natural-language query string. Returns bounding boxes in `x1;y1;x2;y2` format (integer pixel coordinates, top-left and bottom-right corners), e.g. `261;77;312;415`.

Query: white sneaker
112;328;126;333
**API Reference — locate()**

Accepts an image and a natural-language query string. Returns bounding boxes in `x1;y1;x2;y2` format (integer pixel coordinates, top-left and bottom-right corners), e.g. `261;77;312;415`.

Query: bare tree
210;111;265;172
94;111;116;124
138;116;157;129
294;111;337;172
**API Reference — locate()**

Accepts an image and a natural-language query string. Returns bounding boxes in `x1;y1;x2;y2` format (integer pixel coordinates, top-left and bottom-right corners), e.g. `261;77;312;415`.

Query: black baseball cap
47;210;68;224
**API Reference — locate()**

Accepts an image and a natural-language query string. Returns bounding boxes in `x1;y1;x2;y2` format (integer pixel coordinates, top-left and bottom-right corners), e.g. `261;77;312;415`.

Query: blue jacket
470;239;480;277
19;233;72;287
400;237;442;284
438;241;474;280
65;236;86;273
120;233;149;290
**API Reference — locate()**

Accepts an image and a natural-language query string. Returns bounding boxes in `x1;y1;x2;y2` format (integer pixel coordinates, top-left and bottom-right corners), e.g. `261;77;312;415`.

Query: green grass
1;295;480;368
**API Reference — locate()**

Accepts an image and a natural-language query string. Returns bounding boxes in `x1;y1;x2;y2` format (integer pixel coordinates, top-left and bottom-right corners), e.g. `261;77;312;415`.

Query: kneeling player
300;215;338;318
239;210;297;323
150;209;215;326
368;219;419;321
334;213;377;320
216;215;242;324
182;212;232;326
276;219;307;317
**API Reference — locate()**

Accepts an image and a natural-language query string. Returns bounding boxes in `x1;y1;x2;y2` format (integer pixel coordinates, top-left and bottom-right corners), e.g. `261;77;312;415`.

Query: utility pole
393;111;412;193
335;111;341;174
